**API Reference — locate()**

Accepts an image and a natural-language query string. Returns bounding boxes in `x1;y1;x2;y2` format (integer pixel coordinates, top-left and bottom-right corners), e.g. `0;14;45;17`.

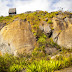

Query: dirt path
55;66;72;72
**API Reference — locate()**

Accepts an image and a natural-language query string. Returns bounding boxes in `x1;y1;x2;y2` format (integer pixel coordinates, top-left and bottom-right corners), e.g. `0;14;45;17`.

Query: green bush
0;52;72;72
37;33;47;47
0;53;26;72
47;20;53;24
26;56;72;72
0;56;8;72
47;38;61;49
10;64;23;72
38;37;46;43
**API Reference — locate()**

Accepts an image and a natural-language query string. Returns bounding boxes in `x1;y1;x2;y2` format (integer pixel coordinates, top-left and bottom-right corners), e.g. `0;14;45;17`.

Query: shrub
47;20;53;24
0;53;26;72
0;52;72;72
38;37;46;43
37;33;47;47
0;56;8;72
26;56;72;72
10;64;23;72
47;38;61;49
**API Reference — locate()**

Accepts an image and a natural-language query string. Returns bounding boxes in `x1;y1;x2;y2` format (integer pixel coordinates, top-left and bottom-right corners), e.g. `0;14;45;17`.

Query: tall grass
26;55;72;72
0;52;72;72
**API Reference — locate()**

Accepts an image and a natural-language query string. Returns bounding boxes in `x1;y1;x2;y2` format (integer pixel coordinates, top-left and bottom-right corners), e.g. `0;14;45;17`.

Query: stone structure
9;8;16;15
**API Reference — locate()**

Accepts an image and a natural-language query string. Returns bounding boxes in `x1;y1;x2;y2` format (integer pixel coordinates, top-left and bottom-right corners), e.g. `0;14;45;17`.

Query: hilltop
0;10;72;72
0;10;72;55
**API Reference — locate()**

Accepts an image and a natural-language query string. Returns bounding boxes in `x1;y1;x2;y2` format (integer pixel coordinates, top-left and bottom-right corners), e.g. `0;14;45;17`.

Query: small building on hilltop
9;8;16;15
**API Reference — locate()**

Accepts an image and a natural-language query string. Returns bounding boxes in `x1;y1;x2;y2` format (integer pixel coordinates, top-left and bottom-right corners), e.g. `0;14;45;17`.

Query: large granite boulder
52;17;72;48
0;19;36;55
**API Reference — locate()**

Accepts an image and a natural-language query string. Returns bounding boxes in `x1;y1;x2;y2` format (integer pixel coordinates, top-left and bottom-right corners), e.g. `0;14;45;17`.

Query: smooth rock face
0;19;36;55
52;17;72;48
58;26;72;48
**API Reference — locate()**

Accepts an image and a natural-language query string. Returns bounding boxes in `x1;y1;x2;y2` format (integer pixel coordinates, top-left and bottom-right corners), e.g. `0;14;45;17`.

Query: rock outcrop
0;19;36;55
0;11;72;56
52;17;72;48
39;17;72;49
39;21;52;37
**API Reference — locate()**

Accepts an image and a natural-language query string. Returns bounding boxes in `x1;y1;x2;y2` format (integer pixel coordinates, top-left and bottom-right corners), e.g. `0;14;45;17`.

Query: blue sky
0;0;72;16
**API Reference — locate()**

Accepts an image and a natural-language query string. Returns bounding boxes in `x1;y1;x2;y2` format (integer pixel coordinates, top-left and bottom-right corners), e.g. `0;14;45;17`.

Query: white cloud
0;0;72;16
15;0;52;14
0;1;9;16
53;0;72;11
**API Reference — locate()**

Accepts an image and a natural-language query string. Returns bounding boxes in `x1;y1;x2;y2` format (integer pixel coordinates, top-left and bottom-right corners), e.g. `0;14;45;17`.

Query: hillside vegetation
0;10;72;72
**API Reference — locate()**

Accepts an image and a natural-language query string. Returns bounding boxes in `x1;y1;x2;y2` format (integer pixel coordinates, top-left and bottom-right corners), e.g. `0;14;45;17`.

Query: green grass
26;55;72;72
26;54;72;72
0;51;72;72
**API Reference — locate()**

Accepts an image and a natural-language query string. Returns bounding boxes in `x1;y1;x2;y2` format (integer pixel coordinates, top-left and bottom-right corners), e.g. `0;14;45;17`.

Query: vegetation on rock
0;10;72;72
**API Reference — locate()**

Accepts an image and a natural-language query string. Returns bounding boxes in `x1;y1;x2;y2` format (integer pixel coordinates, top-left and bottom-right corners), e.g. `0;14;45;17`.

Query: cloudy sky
0;0;72;16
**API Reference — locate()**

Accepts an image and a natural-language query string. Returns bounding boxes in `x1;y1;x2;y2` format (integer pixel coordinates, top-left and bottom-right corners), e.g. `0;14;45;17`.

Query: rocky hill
0;11;72;56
